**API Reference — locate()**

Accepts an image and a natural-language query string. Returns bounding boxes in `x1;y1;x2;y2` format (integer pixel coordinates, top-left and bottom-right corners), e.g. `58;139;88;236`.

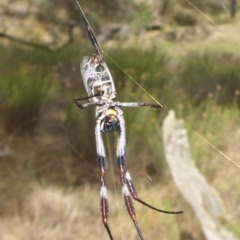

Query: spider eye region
101;108;120;132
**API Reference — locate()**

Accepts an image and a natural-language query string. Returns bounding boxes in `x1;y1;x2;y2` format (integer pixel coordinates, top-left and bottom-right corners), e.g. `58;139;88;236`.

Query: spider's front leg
73;94;105;109
72;98;97;109
95;117;114;240
116;101;163;108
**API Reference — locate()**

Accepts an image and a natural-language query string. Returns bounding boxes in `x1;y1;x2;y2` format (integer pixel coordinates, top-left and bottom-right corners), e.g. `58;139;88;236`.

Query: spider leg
115;108;182;216
116;114;145;240
116;102;163;108
72;99;97;109
116;113;183;239
95;118;114;240
74;0;103;58
125;171;183;214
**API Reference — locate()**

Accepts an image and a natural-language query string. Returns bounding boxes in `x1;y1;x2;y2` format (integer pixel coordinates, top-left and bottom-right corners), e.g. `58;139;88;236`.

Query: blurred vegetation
0;45;59;133
0;41;239;164
1;0;237;52
179;51;240;106
133;2;154;32
0;0;240;238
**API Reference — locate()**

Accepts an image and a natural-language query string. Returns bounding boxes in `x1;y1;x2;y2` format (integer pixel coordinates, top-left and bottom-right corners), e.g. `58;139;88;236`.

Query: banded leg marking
116;115;145;240
96;120;113;240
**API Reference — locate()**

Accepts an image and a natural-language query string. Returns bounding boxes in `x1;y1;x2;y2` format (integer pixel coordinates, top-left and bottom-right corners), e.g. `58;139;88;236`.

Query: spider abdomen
81;56;116;102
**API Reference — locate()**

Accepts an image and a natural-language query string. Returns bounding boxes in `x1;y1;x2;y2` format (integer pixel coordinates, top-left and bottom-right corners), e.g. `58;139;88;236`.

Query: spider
73;1;183;239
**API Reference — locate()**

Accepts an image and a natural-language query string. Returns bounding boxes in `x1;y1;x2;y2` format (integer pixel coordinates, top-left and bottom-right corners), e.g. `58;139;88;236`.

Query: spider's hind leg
125;170;183;214
116;114;145;240
95;118;114;240
116;113;183;240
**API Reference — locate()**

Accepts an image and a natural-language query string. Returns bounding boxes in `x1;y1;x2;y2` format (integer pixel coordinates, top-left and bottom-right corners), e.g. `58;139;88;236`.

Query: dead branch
0;23;76;52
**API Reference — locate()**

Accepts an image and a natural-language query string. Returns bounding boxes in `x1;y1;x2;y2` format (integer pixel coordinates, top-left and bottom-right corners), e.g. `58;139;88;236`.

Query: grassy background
0;41;239;239
0;0;240;239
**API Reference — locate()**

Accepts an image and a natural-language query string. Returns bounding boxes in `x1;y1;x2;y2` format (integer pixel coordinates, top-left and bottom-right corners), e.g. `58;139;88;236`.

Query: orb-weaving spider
73;1;183;239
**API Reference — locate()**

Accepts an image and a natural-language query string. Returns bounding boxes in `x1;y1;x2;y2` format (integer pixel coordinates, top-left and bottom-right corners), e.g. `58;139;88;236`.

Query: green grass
1;1;240;237
0;38;240;240
0;43;94;133
164;198;181;240
1;42;238;169
58;43;240;174
228;220;240;238
133;2;153;32
0;45;60;132
106;45;239;167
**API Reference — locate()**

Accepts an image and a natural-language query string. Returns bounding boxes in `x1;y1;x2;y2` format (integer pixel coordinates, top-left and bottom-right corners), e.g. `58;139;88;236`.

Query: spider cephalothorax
101;108;120;133
73;1;183;239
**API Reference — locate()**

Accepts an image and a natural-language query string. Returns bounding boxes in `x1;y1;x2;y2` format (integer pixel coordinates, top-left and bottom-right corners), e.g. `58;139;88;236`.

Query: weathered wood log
162;110;237;240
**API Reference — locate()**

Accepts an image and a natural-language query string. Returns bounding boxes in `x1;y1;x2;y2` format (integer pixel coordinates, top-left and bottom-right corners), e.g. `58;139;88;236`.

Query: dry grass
0;74;239;240
0;180;204;240
0;123;239;240
0;4;240;239
0;99;239;240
